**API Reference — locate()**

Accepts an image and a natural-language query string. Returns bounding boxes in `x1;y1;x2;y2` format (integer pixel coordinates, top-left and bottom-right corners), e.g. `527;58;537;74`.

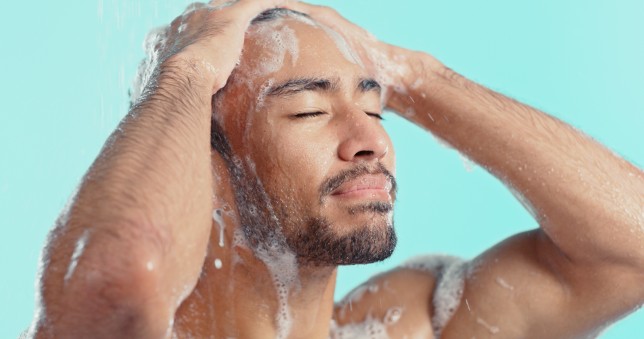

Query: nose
337;111;390;163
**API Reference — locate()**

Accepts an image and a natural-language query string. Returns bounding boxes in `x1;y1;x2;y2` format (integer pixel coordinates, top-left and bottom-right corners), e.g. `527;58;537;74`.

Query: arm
388;53;644;335
388;54;644;271
30;1;286;338
288;2;644;336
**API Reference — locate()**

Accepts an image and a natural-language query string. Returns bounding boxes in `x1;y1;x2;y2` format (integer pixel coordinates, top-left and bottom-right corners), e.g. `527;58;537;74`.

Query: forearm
37;59;215;337
78;60;214;290
389;52;644;266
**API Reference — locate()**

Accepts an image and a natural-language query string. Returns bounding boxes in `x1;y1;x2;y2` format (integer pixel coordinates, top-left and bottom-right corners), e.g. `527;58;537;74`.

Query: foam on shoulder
402;254;467;338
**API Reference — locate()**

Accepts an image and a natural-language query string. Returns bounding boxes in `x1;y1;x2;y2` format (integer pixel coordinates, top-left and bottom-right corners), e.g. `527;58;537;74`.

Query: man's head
211;8;397;266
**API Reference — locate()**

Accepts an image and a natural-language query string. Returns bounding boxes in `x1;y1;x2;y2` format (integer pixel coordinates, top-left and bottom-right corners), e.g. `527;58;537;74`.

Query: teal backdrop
1;0;642;337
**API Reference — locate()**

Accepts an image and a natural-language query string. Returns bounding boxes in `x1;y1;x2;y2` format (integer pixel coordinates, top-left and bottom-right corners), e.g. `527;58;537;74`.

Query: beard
288;163;398;266
291;213;397;266
211;120;397;267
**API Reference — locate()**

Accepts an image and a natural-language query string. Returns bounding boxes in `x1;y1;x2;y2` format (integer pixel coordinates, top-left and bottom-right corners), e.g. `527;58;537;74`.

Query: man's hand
144;0;291;96
283;1;446;115
284;2;410;91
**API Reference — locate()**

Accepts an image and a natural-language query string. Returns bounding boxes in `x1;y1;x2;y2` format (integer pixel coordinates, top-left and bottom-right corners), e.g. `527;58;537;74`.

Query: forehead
237;17;366;89
214;18;374;135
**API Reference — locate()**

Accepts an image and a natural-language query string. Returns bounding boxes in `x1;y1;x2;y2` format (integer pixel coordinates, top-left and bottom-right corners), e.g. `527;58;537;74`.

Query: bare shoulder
442;229;644;338
334;228;644;338
332;255;466;338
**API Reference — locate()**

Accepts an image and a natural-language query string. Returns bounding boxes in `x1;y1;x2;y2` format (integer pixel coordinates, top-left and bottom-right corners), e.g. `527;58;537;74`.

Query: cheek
250;122;337;204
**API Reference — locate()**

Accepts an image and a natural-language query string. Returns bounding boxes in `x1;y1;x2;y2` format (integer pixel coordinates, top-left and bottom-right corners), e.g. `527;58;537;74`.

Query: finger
209;0;236;6
282;1;328;15
236;0;291;13
183;2;210;15
220;0;292;23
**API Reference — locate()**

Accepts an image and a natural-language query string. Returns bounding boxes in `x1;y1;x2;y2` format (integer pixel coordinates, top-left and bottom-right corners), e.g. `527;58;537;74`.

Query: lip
331;174;393;200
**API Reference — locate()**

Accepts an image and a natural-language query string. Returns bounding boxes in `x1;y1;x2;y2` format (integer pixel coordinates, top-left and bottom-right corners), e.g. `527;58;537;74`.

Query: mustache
319;162;397;203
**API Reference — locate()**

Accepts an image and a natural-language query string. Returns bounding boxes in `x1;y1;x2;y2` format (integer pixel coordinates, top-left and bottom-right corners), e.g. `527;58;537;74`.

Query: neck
236;247;338;339
175;217;338;339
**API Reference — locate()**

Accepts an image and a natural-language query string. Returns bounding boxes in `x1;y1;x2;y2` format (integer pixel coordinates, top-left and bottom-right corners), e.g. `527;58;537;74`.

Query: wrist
129;56;214;125
160;53;220;93
145;55;217;111
385;49;446;114
396;49;445;92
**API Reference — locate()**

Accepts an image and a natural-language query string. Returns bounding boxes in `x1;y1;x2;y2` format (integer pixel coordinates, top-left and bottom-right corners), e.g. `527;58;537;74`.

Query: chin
288;211;397;267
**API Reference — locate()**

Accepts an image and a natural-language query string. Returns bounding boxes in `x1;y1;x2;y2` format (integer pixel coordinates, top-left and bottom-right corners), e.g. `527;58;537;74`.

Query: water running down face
211;9;398;266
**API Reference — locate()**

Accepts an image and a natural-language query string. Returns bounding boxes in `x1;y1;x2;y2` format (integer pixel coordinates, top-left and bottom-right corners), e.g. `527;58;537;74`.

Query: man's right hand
150;0;291;96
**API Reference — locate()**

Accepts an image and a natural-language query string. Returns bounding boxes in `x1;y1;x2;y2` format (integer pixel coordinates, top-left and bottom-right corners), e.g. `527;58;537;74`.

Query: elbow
52;223;173;338
77;261;170;337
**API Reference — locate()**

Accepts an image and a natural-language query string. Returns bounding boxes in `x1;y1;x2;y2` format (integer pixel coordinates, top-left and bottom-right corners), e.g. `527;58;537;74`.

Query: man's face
214;16;397;266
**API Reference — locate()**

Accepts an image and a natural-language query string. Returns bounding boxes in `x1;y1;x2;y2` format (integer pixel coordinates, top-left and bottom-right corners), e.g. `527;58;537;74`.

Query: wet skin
171;19;410;338
29;2;644;338
173;14;644;338
220;20;395;239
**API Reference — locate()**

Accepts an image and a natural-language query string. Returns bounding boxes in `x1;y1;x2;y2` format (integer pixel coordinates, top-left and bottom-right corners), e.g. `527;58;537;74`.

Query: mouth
330;174;393;201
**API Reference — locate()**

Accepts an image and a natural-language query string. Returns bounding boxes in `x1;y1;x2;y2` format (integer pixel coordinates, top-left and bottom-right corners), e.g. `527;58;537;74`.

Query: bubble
329;315;390;339
248;22;299;77
495;276;515;291
63;229;90;283
476;317;501;334
212;209;226;247
383;307;403;325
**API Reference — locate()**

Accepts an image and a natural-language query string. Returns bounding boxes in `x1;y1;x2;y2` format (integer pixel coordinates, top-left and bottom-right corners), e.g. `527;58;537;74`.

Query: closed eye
292;111;327;119
367;112;384;121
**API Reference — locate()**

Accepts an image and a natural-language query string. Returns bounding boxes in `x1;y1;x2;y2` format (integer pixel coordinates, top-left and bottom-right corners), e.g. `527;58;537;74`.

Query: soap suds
130;25;167;105
330;317;389;339
383;307;403;325
337;282;381;319
330;306;404;339
235;155;301;339
402;255;467;337
461;154;476;172
249;22;300;77
476;317;500;334
495;277;514;291
318;24;362;66
64;229;90;283
212;209;226;247
411;78;424;90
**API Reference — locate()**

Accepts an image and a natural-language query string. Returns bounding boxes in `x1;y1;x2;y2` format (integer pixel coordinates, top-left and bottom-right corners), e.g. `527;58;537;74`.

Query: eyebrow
264;77;381;97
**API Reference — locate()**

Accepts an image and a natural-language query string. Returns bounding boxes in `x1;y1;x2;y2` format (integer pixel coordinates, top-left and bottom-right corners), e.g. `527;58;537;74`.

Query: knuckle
317;5;336;15
213;74;229;92
170;15;183;28
183;2;208;14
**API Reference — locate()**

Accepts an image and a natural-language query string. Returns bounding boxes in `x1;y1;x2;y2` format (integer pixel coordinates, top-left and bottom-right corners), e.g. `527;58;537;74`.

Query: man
27;0;643;338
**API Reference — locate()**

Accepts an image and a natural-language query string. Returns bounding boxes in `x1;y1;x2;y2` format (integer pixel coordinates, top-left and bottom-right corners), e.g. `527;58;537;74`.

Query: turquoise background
1;0;642;337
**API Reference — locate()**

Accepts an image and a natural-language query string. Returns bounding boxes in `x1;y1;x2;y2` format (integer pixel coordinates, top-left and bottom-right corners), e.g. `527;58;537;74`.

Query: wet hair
251;7;310;24
210;7;310;158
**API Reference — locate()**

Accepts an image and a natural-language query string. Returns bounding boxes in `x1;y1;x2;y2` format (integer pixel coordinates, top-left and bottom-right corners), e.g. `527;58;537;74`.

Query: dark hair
210;8;310;158
251;7;310;24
